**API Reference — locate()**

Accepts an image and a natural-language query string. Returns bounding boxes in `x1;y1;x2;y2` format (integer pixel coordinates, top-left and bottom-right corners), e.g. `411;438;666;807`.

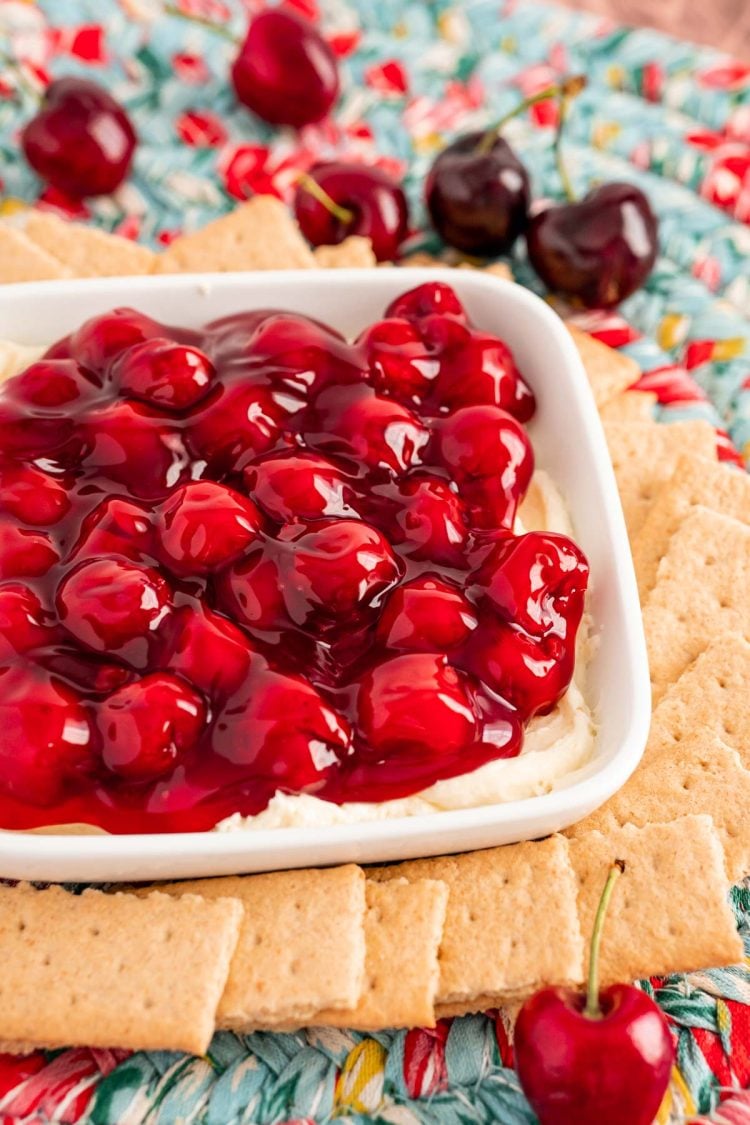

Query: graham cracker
569;816;742;985
603;419;718;538
148;865;366;1029
23;212;156;278
566;325;640;408
313;878;448;1031
565;733;750;881
645;634;750;766
598;390;657;423
642;507;750;702
0;884;242;1054
156;195;316;273
632;455;750;598
370;835;584;1004
0;225;71;283
313;236;377;269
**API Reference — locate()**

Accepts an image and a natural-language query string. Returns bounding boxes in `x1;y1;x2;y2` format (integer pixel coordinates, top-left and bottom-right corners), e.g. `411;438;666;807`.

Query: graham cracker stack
370;835;586;1010
156;196;316;273
0;225;71;283
22;211;157;277
566;325;640;408
0;884;242;1054
142;865;367;1030
598;389;657;423
632;454;750;598
642;507;750;702
569;816;742;984
313;236;377;268
603;419;718;538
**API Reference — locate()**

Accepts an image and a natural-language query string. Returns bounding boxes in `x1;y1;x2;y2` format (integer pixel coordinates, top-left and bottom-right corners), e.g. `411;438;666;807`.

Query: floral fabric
1;0;750;1120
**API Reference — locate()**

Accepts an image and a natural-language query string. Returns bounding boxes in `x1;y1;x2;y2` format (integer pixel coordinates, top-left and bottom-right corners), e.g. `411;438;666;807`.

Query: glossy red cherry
308;384;429;474
217;550;286;633
0;521;59;580
466;622;576;718
377;576;477;652
79;400;181;500
526;183;659;308
213;666;350;791
436;404;534;527
231;8;339;128
474;531;589;638
515;863;674;1125
69;308;164;377
71;497;154;564
156;605;255;702
357;318;439;403
98;673;205;782
0;584;54;658
21;77;136;198
294;162;409;262
56;557;170;661
4;358;95;409
357;653;477;760
282;518;402;626
385;282;469;323
0;665;91;805
0;464;70;527
239;313;363;400
114;338;216;412
245;451;360;524
156;481;262;576
429;320;535;422
389;473;469;564
187;383;284;475
426;132;530;255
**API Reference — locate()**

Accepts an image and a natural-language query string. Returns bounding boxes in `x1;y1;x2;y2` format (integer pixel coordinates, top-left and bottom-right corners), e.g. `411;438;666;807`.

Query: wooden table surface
560;0;750;57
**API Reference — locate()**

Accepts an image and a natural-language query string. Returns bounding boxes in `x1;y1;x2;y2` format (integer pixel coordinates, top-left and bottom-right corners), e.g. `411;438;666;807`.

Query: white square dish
0;268;650;882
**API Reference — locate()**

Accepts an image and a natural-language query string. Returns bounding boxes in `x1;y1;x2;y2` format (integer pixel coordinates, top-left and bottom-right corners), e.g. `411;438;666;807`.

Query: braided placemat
1;0;750;1120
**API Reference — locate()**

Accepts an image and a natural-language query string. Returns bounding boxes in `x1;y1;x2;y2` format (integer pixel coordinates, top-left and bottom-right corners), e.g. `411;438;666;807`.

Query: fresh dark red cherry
21;77;136;198
0;464;70;527
156;482;262;577
526;183;659;309
385;282;469;324
231;8;339;128
377;576;477;652
515;863;674;1125
114;339;216;411
357;653;477;760
246;451;361;523
0;665;91;805
294;162;409;262
98;673;205;782
425;132;530;256
56;557;170;661
307;384;429;474
0;521;59;580
281;518;402;626
475;531;589;638
213;665;350;791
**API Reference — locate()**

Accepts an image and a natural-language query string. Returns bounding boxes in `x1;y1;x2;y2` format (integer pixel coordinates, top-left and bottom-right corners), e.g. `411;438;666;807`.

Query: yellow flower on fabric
593;122;621;149
334;1039;387;1115
0;199;29;217
658;314;689;351
714;338;745;361
607;64;625;88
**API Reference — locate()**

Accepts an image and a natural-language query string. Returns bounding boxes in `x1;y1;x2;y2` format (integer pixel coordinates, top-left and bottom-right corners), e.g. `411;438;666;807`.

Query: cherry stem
296;173;355;226
584;859;625;1020
475;74;586;156
162;3;240;44
554;85;578;204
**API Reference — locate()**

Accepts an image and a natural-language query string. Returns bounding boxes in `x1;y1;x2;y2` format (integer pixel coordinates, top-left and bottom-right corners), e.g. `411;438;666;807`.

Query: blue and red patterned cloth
1;0;750;1120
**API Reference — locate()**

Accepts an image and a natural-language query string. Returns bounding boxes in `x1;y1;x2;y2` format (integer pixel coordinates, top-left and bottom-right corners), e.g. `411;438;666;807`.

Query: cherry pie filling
0;282;589;833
